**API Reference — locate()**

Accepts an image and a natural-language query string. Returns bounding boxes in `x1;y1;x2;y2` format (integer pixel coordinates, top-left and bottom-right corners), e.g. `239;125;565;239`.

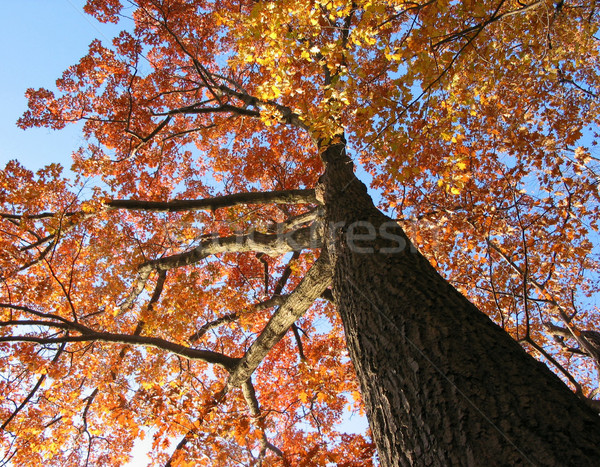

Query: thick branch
0;331;238;370
215;85;309;132
121;226;322;312
160;102;259;118
2;190;318;230
227;251;332;388
106;189;319;213
241;380;285;460
268;207;323;233
545;323;600;362
545;322;572;339
153;227;322;270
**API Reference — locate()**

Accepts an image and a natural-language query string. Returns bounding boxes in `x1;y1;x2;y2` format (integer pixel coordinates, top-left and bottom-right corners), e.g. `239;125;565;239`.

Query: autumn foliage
2;0;600;465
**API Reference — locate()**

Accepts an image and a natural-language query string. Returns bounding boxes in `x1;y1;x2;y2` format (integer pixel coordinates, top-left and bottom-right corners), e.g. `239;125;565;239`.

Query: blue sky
0;3;157;463
0;2;369;462
0;0;121;172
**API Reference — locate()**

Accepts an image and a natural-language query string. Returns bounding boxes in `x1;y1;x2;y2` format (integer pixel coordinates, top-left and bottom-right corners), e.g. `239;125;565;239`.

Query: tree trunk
317;139;600;466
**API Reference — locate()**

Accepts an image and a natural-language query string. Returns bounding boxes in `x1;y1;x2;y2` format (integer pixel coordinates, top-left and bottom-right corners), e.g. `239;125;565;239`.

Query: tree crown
2;0;600;465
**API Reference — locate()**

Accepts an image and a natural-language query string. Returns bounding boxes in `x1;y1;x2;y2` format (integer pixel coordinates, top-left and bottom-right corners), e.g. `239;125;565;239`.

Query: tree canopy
2;0;600;465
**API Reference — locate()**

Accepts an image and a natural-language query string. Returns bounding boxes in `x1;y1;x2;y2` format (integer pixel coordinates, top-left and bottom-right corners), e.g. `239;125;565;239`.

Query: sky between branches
0;2;370;463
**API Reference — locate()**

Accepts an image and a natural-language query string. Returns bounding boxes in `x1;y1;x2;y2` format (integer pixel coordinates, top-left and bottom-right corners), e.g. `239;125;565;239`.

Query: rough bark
317;138;600;466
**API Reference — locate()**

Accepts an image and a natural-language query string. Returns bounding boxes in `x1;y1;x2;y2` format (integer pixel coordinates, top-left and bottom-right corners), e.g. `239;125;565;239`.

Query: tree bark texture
318;139;600;466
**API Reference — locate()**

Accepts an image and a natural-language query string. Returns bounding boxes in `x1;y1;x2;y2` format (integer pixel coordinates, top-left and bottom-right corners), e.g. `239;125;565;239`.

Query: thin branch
164;387;227;467
273;251;301;296
0;342;66;430
188;295;289;343
432;1;543;49
486;236;600;368
0;211;78;221
370;0;543;145
0;303;61;319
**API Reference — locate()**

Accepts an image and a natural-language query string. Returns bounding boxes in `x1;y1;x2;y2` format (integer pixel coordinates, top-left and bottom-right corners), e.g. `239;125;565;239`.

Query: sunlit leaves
4;0;600;465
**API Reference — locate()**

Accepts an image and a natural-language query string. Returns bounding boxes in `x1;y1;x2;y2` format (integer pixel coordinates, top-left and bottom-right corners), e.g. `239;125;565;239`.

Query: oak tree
3;0;600;465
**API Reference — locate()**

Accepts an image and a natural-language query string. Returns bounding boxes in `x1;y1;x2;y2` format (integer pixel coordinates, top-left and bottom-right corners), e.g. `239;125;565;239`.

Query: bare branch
0;330;238;370
269;207;323;232
241;380;285;460
106;189;320;213
227;251;332;388
3;190;318;231
120;226;322;312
